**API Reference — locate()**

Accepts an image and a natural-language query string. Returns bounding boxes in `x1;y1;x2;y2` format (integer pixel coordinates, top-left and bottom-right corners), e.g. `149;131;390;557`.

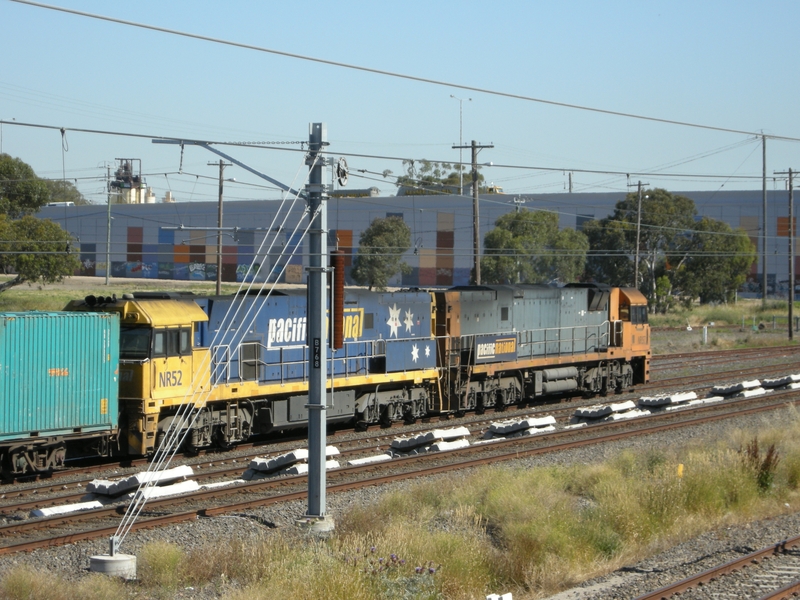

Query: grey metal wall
36;190;796;292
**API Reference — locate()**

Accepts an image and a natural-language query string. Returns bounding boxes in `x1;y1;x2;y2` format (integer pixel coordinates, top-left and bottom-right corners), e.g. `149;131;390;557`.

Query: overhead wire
0;119;776;193
10;0;800;143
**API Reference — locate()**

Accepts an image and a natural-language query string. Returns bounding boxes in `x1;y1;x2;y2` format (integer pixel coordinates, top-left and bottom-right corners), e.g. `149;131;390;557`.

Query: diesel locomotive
0;282;649;474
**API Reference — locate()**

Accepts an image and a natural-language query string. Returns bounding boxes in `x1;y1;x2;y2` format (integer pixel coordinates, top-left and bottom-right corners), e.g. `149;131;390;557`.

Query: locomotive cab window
152;327;192;358
631;305;648;324
120;326;151;360
619;304;630;321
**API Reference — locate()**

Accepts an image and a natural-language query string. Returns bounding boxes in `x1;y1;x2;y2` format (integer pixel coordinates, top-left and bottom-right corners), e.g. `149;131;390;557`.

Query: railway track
4;354;798;505
634;535;800;599
651;344;800;371
2;347;797;499
2;386;799;556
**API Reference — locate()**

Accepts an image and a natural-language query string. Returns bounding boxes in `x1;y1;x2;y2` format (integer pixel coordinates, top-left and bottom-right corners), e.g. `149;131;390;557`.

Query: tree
653;274;676;314
583;218;634;287
583;188;697;298
673;218;756;304
0;214;80;293
584;188;757;308
387;159;485;195
481;209;588;284
551;228;591;283
0;155;81;293
45;179;89;205
0;153;50;217
351;216;412;290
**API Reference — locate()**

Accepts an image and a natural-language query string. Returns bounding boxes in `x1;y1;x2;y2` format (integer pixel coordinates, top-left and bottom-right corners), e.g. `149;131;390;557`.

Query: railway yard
0;341;798;598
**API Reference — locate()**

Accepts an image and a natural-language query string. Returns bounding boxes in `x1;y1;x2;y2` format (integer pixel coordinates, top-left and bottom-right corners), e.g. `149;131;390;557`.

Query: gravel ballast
0;404;797;599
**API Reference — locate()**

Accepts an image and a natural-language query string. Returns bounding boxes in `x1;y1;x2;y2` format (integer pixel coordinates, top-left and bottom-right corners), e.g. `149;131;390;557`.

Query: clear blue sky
2;0;799;206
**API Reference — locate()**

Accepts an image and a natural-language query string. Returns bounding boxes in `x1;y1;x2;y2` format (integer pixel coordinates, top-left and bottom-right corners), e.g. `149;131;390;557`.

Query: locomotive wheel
379;406;392;428
475;396;485;415
403;404;417;425
496;389;507;412
213;427;234;450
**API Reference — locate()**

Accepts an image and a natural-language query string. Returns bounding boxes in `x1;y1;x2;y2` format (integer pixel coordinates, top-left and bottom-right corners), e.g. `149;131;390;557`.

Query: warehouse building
38;187;797;296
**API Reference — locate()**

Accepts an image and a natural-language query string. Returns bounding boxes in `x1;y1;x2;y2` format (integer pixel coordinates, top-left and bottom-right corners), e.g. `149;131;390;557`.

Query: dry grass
0;566;126;600
4;413;800;599
0;275;237;312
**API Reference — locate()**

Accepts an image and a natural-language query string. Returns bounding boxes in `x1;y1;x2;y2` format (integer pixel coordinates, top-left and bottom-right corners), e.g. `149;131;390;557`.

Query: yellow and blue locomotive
64;288;440;456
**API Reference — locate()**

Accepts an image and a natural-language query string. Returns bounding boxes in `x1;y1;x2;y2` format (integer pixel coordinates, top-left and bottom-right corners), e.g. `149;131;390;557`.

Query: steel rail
1;390;799;555
759;578;800;600
2;365;798;517
634;535;800;600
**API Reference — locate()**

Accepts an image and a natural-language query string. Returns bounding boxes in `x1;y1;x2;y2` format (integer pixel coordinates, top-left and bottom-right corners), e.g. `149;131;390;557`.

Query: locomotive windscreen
120;326;151;359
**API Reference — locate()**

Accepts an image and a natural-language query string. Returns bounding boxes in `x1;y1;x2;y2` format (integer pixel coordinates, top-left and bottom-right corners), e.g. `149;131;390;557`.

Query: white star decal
386;303;401;338
404;309;414;333
424;345;431;358
411;343;419;362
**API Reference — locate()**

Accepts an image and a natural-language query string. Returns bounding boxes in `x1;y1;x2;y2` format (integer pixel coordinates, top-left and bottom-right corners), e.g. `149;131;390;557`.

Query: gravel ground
546;511;800;600
0;404;797;599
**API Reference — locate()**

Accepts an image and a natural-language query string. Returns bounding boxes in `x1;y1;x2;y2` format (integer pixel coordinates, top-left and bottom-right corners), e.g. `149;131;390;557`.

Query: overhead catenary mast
89;123;336;578
300;122;334;532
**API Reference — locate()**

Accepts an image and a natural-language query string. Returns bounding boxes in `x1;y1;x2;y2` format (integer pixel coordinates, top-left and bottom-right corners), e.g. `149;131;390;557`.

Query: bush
137;541;185;591
741;437;780;492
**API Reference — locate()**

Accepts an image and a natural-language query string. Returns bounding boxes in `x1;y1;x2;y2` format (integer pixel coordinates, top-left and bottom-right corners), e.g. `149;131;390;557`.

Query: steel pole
216;161;224;295
472;140;480;285
105;166;111;285
790;169;795;340
302;122;333;532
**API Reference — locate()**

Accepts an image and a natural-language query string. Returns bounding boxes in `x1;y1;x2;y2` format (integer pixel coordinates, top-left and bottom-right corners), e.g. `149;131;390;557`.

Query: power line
0;119;776;185
11;0;800;143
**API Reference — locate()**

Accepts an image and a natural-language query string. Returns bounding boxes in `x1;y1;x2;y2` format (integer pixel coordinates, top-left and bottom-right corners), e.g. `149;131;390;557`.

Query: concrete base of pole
296;514;335;534
89;553;137;579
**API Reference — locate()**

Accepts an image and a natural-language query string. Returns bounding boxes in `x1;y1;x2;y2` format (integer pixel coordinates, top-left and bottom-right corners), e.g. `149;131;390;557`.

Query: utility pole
209;160;231;295
775;168;795;340
454;140;493;284
762;135;768;305
628;180;648;290
789;169;796;340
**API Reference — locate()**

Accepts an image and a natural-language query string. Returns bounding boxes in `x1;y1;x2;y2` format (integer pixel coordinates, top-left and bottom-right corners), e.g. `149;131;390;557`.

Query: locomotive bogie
355;384;432;426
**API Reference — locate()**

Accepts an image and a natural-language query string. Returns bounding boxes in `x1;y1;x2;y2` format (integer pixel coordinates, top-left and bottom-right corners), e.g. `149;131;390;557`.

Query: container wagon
0;312;120;474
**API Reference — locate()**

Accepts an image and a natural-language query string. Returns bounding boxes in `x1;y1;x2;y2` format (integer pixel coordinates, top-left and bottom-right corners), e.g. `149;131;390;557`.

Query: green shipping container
0;312;119;441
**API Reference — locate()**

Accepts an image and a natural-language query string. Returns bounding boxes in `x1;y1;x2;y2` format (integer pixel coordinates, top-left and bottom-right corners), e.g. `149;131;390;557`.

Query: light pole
453;142;493;284
104;166;122;286
450;95;471;195
210;161;232;295
629;180;648;290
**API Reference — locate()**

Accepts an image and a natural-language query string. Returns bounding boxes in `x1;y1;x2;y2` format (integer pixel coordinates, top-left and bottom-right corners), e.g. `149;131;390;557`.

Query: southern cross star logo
404;309;414;333
424;345;431;358
386;303;402;338
411;343;419;362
